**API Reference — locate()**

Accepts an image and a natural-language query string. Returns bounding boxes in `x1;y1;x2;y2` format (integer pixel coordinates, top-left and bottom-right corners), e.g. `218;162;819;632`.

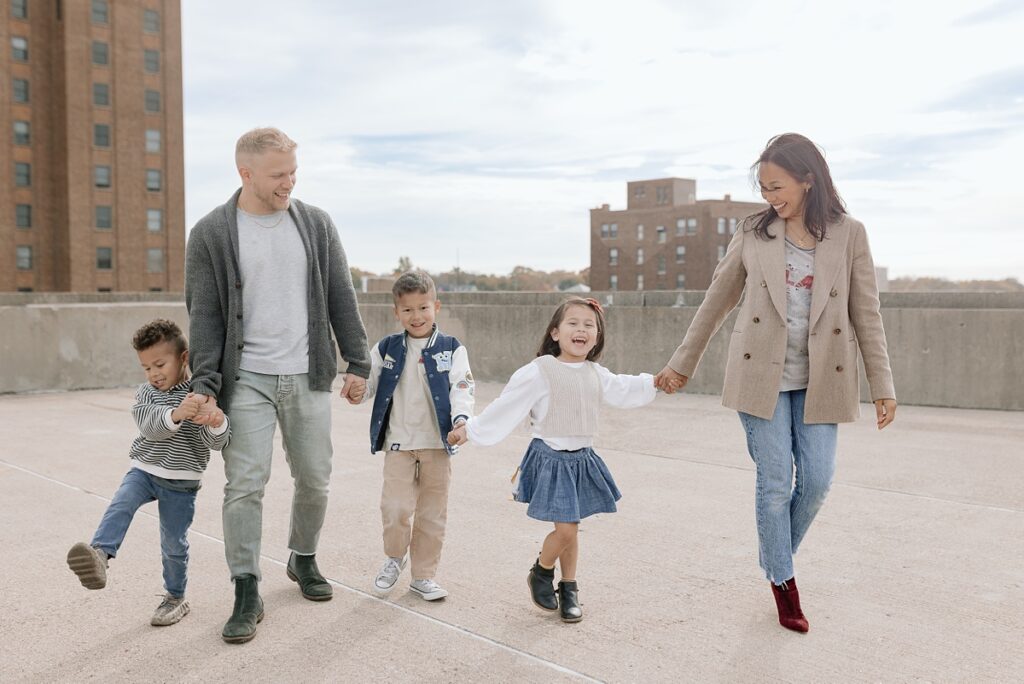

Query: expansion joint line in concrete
0;457;605;684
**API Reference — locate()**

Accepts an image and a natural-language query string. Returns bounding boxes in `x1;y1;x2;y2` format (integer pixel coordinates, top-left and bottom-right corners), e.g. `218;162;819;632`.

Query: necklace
785;225;814;248
244;210;285;229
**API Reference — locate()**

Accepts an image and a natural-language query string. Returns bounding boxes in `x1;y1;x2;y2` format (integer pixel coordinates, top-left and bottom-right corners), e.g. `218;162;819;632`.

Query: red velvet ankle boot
770;578;809;633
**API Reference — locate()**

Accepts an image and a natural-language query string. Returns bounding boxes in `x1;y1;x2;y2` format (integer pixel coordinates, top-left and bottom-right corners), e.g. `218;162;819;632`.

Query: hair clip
584;297;603;314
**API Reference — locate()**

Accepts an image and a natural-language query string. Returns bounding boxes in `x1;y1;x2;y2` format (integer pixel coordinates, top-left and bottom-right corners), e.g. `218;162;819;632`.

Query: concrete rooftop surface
1;383;1021;683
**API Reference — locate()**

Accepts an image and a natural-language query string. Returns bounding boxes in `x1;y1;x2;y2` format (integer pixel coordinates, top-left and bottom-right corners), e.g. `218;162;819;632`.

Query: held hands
340;374;367;405
447;422;468;447
654;366;689;394
189;393;225;428
874;398;897;430
171;392;202;424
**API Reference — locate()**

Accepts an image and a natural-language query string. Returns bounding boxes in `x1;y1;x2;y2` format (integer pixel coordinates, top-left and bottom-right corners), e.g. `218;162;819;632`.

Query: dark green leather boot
286;552;333;601
222;574;264;644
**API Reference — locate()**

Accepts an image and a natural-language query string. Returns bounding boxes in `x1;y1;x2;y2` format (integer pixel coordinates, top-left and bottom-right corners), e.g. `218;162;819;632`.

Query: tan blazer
668;214;895;423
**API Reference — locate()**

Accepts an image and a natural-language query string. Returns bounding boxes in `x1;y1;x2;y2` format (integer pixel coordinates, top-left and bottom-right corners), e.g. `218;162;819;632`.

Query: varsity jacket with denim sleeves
363;326;474;456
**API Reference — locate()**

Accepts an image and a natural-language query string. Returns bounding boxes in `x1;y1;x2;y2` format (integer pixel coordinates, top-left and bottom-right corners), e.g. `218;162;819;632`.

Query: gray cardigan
185;189;370;411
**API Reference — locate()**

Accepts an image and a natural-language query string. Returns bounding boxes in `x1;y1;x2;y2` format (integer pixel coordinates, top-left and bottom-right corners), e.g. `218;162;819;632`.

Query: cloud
181;0;1024;280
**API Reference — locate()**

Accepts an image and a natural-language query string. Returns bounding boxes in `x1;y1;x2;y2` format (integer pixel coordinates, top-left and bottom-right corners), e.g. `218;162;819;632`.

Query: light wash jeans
738;389;837;584
223;370;332;580
91;467;196;598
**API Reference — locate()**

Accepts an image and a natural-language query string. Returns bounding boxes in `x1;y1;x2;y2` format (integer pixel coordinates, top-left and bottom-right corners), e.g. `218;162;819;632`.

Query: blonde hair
235;127;297;166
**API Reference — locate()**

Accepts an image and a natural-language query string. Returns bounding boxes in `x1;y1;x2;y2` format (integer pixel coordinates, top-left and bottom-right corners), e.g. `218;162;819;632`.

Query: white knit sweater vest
534;355;601;438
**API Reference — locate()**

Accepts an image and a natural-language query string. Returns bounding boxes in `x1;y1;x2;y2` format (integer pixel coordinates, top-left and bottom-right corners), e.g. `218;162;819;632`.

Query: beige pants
381;448;451;580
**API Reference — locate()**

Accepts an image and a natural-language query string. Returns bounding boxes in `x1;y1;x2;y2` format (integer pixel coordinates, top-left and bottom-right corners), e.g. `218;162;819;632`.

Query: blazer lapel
807;218;850;331
755;218;787;321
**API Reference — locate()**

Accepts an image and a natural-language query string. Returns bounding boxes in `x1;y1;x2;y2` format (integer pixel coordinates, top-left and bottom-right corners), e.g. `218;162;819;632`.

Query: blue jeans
222;370;333;580
91;467;197;598
738;389;837;584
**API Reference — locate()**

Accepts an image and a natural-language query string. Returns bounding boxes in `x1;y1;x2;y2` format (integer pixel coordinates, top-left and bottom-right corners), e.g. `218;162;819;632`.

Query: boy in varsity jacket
66;319;230;627
355;270;474;601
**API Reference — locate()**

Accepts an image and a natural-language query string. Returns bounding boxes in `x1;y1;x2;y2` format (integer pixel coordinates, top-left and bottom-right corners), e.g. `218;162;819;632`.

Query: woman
655;133;896;633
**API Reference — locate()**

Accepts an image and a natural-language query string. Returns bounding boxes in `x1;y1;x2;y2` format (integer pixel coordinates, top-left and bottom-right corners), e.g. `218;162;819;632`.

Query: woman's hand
875;398;897;430
654;366;689;394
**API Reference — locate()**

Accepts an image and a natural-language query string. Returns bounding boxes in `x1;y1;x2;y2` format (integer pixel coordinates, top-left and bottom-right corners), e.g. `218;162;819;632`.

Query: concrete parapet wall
2;292;1021;410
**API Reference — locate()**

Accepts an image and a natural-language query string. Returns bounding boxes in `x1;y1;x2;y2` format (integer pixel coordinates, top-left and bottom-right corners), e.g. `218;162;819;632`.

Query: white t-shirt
384;336;444;451
236;209;310;375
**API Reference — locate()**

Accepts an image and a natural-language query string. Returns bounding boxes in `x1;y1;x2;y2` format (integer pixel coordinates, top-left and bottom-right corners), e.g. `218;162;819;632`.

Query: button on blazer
668;214;895;423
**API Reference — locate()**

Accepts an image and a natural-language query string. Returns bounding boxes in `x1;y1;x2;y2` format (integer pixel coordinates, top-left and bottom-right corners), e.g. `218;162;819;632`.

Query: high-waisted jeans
738;389;837;584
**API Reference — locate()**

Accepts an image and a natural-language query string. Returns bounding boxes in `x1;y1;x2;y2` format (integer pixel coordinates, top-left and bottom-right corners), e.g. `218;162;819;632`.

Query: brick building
2;0;184;292
590;178;764;291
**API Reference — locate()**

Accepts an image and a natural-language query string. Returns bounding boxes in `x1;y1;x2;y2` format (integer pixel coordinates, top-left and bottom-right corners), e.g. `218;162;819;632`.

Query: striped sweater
128;380;230;480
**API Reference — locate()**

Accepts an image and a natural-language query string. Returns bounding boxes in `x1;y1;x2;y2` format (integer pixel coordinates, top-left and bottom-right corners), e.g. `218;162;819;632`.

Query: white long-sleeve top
466;357;656;451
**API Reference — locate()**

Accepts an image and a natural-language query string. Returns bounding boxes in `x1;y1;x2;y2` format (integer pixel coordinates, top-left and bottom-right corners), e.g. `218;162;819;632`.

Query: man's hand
340;374;367;405
171;392;202;424
875;398;897;430
447;424;468;447
190;393;220;426
654;366;689;394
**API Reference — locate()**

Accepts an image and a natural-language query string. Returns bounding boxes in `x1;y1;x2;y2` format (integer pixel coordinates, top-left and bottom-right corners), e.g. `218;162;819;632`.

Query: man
185;127;369;643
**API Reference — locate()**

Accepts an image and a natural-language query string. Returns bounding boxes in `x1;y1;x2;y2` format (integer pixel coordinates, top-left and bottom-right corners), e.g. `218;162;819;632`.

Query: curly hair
132;319;187;355
536;298;606;362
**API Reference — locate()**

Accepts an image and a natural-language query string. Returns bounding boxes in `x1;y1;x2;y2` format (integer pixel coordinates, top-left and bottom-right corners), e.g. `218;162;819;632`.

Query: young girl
447;297;655;623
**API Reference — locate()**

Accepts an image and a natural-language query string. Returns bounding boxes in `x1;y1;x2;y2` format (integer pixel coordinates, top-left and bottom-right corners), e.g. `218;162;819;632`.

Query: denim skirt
514;438;622;523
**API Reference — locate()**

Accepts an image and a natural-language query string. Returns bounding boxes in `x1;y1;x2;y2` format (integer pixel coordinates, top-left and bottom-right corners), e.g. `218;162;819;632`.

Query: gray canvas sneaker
410;578;448;601
373;556;407;593
67;542;108;590
151;594;190;626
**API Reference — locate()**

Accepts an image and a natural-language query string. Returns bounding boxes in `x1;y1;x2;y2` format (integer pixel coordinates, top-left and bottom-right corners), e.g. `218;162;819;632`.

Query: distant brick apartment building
590;178;764;291
2;0;184;292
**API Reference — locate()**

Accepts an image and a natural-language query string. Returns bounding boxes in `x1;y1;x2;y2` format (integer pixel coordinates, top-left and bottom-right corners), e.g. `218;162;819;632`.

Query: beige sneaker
67;542;108;590
151;594;190;626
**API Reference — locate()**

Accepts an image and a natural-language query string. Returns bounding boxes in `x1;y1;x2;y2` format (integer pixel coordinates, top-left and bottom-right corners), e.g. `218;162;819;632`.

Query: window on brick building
676;218;686;236
687;218;697;235
656;225;666;243
717;217;726;234
147;248;164;273
12;0;28;19
636;248;644;265
93;83;110;106
96;247;113;270
729;217;738;233
15;162;31;186
609;274;618;291
94;165;111;188
11;36;28;61
14;78;29;103
676;273;686;289
146;169;162;191
96;205;113;229
145;90;161;113
146;129;161;153
94;124;111;147
91;0;108;24
608;248;619;266
657;256;666;275
144;49;159;73
144;9;160;32
92;41;108;65
637;224;644;240
675;245;685;263
637;274;644;290
16;245;33;270
147;209;163;232
16;204;31;228
13;120;30;145
609;223;618;238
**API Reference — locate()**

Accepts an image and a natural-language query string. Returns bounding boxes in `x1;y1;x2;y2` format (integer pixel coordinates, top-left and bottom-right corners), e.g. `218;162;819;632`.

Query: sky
181;0;1024;281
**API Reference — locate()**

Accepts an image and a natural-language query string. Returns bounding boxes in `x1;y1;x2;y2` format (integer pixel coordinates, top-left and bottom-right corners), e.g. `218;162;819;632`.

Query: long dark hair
536;298;606;362
749;133;846;241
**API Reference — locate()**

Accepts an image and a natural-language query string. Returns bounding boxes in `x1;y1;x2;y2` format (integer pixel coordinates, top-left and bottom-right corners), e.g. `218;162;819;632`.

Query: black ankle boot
527;560;558;611
222;574;264;644
286;552;333;601
558;580;583;623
